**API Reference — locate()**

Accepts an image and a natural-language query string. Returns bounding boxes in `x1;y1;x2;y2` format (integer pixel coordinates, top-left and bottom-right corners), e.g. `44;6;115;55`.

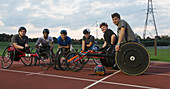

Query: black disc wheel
115;42;150;75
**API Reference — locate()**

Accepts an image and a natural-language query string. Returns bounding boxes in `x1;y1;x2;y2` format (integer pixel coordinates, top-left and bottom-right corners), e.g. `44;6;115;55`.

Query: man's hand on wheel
115;45;120;52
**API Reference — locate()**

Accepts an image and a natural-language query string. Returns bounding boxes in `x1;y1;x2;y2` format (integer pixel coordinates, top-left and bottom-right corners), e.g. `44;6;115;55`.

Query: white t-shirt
35;36;53;46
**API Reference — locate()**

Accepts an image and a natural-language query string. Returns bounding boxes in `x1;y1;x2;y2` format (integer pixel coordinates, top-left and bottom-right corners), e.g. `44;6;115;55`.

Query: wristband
117;43;120;46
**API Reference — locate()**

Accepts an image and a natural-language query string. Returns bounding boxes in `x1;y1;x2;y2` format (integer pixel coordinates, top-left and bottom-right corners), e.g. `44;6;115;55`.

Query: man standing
111;13;138;51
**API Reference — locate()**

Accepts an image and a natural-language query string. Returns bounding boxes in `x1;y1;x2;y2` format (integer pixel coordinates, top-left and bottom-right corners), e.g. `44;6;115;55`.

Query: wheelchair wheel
21;56;33;66
65;52;85;72
1;45;14;69
39;52;52;70
57;52;67;70
115;42;150;75
92;58;101;65
81;57;89;64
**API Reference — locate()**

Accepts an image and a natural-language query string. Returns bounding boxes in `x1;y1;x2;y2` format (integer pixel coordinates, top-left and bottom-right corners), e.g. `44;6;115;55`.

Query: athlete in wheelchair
34;28;54;70
1;27;33;69
54;30;72;70
81;29;100;65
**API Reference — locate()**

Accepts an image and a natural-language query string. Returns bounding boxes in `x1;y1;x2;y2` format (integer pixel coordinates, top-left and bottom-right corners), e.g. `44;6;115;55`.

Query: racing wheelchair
65;42;150;75
1;44;37;69
34;46;54;70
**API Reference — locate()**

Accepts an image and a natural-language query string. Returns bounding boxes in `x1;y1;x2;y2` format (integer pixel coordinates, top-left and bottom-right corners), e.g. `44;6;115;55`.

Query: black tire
65;52;85;72
92;58;101;65
57;52;67;70
1;45;14;69
81;57;89;64
115;42;150;75
21;57;33;66
39;52;52;70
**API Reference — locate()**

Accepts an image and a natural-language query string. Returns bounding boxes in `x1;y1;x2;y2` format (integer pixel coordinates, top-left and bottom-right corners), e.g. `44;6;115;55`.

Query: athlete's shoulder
66;36;71;40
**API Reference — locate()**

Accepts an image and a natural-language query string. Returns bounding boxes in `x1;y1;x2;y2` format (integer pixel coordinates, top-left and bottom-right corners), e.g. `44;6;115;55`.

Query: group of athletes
11;13;138;64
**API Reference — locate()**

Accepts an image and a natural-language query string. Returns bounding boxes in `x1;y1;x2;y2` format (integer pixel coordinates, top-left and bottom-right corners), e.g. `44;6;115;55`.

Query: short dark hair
111;13;120;19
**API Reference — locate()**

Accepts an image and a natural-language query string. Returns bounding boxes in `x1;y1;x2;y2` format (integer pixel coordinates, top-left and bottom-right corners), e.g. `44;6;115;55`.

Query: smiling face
100;26;108;33
18;30;26;37
112;16;120;26
61;34;67;41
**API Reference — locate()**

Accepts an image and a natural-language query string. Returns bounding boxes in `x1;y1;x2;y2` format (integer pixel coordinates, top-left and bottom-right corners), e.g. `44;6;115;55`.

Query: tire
21;57;33;66
65;52;85;72
57;52;67;70
1;45;14;69
39;52;52;70
92;57;101;65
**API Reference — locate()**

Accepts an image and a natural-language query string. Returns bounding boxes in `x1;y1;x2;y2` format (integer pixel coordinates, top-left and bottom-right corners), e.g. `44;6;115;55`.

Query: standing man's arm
115;27;125;51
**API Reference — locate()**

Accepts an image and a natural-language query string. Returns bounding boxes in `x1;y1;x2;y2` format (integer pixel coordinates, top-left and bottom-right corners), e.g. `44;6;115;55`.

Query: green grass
0;42;170;62
147;48;170;62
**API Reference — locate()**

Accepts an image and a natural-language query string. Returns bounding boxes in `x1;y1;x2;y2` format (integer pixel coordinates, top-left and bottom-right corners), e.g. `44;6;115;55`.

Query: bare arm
58;45;70;49
102;41;107;48
82;40;85;51
111;34;116;45
86;42;94;47
115;27;125;51
13;43;24;49
50;41;54;50
117;27;125;44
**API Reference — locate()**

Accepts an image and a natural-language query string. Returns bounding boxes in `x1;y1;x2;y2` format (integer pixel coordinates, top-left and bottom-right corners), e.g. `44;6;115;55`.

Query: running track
0;58;170;89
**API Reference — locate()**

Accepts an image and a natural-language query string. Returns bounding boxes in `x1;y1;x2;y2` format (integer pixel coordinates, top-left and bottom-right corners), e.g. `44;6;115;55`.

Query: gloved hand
99;47;104;51
24;46;30;51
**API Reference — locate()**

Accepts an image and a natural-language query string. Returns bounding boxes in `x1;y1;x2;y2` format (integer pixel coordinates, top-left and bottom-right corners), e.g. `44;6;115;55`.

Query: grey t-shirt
35;36;53;47
82;35;95;45
11;34;29;47
118;20;138;43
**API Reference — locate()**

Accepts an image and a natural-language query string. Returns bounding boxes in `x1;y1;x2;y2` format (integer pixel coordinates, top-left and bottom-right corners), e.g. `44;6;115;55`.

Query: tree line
0;33;170;46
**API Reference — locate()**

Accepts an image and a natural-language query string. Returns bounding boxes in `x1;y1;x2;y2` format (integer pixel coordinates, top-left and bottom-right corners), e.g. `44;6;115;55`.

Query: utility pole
96;21;98;39
143;0;158;56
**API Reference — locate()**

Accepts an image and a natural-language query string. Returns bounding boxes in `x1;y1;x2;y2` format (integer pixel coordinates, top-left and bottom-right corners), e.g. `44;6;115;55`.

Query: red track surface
0;58;170;89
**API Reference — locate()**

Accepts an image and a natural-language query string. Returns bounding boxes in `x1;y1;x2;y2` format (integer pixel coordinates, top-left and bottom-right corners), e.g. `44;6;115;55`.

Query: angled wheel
39;52;52;70
1;45;14;69
65;52;85;72
115;42;150;75
21;55;33;66
92;57;101;65
57;52;67;70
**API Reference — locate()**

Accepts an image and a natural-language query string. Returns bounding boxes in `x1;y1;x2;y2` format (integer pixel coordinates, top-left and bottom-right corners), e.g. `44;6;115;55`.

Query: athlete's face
18;30;26;37
112;17;120;26
84;33;90;38
43;32;48;39
100;26;107;33
61;34;67;40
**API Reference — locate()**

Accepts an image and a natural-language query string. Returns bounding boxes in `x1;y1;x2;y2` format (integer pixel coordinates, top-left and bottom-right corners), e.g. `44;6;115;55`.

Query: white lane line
26;71;44;76
0;69;96;82
149;66;170;69
102;81;160;89
83;70;121;89
0;69;160;89
145;72;170;76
